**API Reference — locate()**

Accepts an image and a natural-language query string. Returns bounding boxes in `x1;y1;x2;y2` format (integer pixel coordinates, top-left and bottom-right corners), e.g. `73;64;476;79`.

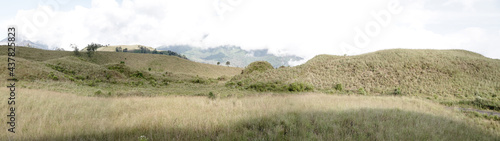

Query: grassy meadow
0;46;499;140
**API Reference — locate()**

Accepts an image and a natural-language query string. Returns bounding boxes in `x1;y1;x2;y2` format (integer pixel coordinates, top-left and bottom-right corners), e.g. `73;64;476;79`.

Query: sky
1;0;499;65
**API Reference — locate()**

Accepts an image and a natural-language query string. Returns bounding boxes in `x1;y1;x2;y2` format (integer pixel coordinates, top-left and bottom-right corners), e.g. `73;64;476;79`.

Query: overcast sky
1;0;499;65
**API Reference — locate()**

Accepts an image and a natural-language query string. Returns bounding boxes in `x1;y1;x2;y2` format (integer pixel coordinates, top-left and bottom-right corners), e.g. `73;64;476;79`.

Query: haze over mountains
1;37;303;67
158;45;302;68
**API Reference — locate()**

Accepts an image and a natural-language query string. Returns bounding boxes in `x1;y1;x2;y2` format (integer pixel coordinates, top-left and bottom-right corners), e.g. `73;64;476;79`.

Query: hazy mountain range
157;45;303;68
0;36;49;50
0;37;303;68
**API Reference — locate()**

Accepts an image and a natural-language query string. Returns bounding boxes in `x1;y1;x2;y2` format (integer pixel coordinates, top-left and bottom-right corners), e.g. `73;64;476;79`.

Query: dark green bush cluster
208;92;216;99
191;77;217;84
108;64;127;73
48;72;58;80
130;71;144;78
288;82;314;92
394;87;402;95
46;63;76;75
460;98;500;111
242;81;313;92
334;83;343;91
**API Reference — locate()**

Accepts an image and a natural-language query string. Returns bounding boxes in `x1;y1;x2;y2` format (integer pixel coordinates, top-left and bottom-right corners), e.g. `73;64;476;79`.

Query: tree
86;43;102;57
115;46;122;52
217;62;220;65
71;44;80;56
226;61;230;66
152;49;158;54
123;48;128;52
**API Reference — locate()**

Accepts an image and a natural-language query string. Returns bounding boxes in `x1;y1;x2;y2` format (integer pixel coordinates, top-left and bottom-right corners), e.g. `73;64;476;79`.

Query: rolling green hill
230;49;500;104
0;46;242;80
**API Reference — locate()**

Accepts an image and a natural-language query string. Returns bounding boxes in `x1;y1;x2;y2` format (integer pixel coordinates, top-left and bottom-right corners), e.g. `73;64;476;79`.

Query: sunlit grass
0;89;498;140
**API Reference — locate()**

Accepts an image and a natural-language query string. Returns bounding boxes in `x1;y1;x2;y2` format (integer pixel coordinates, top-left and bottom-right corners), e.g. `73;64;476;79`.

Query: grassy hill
0;46;241;79
229;49;500;104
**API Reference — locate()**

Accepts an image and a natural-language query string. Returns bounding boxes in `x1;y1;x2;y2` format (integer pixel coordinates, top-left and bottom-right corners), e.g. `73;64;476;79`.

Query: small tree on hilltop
226;61;230;66
217;62;220;65
86;43;102;57
116;47;122;52
71;44;80;56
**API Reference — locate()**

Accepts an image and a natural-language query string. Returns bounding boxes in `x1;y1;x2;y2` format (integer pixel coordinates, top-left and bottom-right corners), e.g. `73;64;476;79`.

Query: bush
459;98;500;111
335;83;343;91
358;88;367;95
208;92;216;99
48;72;58;80
394;87;402;95
95;90;103;96
246;81;313;92
288;82;314;92
130;71;144;78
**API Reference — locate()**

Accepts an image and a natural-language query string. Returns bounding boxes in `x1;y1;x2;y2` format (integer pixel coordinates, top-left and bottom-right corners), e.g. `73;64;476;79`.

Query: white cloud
3;0;500;65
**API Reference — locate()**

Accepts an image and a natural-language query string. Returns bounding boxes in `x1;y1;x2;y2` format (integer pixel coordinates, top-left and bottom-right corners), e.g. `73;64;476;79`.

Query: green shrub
95;90;103;96
288;82;313;92
208;92;216;99
394;87;402;95
459;98;500;111
335;83;343;91
48;72;58;80
149;79;157;87
358;88;367;95
247;81;313;92
130;71;144;78
75;75;85;80
148;68;151;71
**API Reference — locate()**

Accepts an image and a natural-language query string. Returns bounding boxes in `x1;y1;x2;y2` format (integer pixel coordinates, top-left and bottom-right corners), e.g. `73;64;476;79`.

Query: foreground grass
1;89;498;140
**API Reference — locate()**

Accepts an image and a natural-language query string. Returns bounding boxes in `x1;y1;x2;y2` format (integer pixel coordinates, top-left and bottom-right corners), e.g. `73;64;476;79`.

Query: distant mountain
0;36;49;50
157;45;303;68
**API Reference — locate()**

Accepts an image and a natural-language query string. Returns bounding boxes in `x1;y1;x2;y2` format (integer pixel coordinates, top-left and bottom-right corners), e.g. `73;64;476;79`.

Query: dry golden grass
0;88;498;140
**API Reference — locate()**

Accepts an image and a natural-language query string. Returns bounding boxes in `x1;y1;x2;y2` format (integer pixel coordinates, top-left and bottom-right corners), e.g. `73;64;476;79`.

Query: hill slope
230;49;500;101
0;46;242;79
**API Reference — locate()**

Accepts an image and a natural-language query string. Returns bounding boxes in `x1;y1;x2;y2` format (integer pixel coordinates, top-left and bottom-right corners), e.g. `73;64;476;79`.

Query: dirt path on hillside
448;107;500;117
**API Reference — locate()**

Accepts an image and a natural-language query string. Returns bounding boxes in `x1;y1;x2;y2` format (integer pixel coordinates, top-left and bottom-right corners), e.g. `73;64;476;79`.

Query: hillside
157;45;303;68
230;49;500;103
0;46;242;80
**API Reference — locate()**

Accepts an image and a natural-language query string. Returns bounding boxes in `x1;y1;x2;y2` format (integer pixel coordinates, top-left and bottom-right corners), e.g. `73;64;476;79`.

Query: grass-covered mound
241;61;274;74
229;61;314;92
229;49;500;101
